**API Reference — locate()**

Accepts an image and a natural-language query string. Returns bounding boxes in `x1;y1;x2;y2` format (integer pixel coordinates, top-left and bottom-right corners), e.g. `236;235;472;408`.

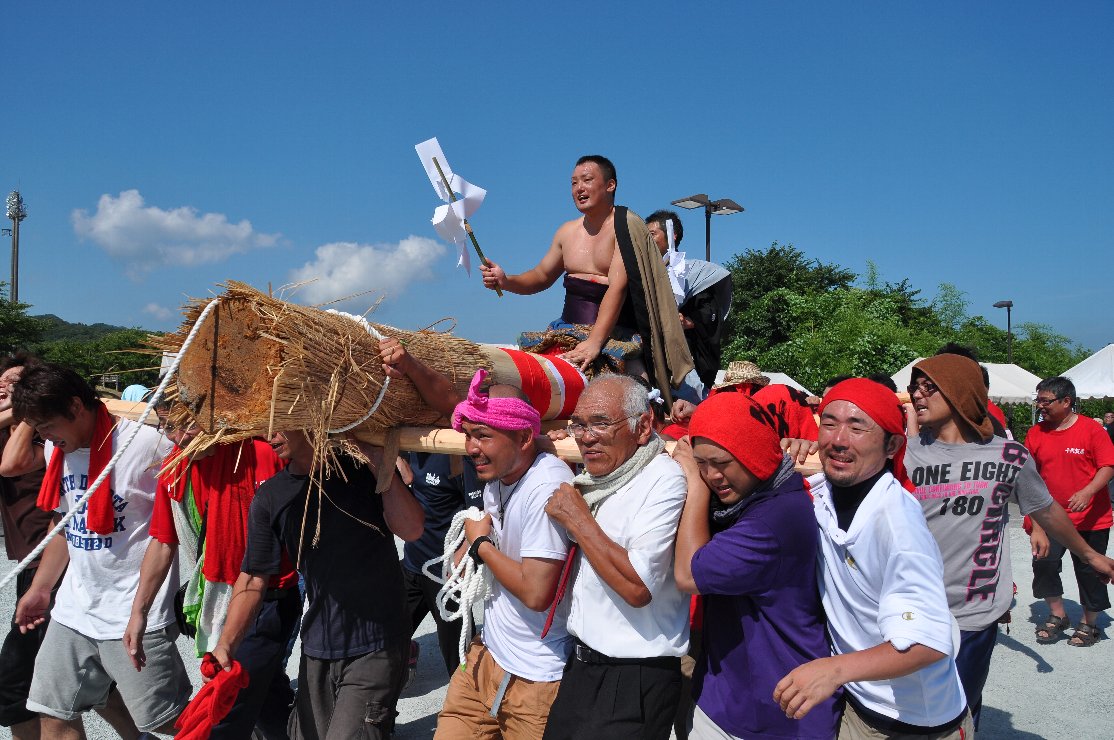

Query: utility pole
6;191;27;303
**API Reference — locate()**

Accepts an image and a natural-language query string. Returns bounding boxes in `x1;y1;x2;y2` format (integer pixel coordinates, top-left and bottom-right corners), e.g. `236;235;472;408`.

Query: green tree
35;328;159;388
0;281;46;352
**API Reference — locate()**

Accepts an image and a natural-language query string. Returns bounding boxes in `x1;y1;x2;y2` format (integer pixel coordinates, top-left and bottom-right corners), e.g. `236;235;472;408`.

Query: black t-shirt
242;455;408;659
401;452;483;575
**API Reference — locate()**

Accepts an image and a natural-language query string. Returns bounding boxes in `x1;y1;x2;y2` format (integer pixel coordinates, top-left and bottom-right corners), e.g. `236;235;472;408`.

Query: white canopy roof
1061;343;1114;400
713;369;813;396
891;359;1042;404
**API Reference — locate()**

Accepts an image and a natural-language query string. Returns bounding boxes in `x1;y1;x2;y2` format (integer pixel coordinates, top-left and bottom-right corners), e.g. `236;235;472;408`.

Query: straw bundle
151;282;492;455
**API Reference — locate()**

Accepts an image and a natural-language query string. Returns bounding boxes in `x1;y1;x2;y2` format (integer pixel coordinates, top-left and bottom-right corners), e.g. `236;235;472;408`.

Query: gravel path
2;505;1113;739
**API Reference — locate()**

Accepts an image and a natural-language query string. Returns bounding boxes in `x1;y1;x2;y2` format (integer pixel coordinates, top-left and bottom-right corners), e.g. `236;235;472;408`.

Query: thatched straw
150;281;492;465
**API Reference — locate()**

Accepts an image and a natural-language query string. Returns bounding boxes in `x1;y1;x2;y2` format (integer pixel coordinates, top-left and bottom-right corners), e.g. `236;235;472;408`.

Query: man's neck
927;417;980;444
581;204;615;233
499;447;538;486
1047;413;1078;432
287;455;313;476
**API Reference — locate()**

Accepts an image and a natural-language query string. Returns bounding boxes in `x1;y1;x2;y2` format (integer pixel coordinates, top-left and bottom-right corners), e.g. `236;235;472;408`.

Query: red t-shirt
986;400;1007;430
1025;417;1114;531
150;439;296;589
752;384;820;441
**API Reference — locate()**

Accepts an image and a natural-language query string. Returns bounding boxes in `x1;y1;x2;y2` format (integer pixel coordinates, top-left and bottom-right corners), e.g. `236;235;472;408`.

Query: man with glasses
1025;376;1114;647
542;374;688;740
903;355;1114;728
435;370;574;740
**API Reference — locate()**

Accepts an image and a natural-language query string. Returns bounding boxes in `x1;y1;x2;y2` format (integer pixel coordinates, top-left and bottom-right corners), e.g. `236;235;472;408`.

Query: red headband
689;393;783;480
819;378;912;491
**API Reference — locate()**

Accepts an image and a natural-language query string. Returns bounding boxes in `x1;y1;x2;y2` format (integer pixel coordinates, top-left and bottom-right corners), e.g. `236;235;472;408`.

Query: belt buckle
575;644;590;663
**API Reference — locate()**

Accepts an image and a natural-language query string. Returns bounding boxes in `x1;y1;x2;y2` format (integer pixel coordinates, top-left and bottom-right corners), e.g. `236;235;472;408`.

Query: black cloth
831;469;887;531
401;453;482;575
679;275;732;389
542;650;681;740
242;456;408;660
212;586;301;740
403;566;472;677
0;568;49;727
1032;528;1111;611
1106;423;1114;446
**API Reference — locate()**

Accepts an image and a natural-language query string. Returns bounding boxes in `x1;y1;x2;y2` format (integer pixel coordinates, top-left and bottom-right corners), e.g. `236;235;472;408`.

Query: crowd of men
1;155;1113;739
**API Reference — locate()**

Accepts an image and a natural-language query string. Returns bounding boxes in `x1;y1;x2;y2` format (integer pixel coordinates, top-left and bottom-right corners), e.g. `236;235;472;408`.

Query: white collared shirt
809;472;967;726
566;453;690;658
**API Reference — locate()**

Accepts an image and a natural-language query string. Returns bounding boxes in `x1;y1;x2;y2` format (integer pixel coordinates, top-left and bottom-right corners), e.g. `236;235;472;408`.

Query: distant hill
32;314;154;343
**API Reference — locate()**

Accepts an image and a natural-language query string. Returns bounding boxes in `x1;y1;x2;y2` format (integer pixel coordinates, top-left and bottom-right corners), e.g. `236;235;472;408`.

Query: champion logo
902;612;916;621
425;472;441;486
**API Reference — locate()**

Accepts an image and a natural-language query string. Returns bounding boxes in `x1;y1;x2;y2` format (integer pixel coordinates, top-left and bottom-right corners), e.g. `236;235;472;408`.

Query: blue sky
3;2;1111;353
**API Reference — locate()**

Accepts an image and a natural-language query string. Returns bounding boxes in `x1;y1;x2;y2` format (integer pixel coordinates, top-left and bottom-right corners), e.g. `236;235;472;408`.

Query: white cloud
141;302;173;321
287;236;446;306
72;189;279;277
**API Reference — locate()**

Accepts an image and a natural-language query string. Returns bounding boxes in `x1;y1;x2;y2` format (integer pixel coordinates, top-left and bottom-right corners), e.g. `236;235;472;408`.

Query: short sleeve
517;471;570;561
625;462;687;594
1014;454;1055;516
691;517;778;596
148;476;179;545
1091;423;1114;468
876;504;954;654
240;482;284;576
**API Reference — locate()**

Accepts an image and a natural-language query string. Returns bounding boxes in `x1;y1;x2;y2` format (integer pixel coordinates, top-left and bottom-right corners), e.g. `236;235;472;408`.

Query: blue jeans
955;623;998;731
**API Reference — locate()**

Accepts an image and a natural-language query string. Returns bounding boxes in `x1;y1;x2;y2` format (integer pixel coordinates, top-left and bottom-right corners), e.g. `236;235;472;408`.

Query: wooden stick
431;156;502;297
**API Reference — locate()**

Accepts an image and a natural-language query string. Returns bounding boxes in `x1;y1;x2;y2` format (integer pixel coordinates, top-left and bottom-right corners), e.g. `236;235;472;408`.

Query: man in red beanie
673;392;838;738
775;378;972;738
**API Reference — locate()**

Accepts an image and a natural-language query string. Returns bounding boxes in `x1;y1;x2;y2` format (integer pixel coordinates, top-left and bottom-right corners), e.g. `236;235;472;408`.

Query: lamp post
670;193;744;261
993;300;1013;365
6;191;27;304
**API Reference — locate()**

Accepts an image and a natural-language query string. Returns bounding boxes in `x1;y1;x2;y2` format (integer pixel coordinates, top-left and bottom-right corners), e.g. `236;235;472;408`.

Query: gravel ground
3;505;1113;739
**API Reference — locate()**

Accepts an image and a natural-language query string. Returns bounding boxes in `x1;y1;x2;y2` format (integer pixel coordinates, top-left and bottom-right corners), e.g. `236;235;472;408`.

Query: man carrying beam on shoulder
479;155;693;404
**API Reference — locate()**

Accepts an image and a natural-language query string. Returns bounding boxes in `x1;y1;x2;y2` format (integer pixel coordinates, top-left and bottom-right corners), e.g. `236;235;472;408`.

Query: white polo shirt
566;453;689;658
809;472;966;726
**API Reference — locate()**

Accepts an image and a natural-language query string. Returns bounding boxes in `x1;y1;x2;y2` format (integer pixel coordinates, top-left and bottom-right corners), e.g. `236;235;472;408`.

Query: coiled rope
0;298;221;593
422;506;496;667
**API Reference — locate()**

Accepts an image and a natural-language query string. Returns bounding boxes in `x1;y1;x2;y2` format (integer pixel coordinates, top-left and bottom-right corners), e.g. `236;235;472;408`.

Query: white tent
1061;343;1114;400
891;359;1042;404
713;369;813;396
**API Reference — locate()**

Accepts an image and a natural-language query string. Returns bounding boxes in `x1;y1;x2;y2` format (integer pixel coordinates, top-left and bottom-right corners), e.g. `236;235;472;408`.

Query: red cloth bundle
174;653;250;740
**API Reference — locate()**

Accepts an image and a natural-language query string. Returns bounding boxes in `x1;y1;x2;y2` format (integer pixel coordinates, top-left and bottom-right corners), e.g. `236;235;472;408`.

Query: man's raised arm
479;230;566;295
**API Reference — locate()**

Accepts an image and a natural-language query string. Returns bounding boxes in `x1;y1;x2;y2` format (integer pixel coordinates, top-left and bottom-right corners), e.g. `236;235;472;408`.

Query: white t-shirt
809;472;966;726
567;453;690;658
48;418;178;640
481;452;574;682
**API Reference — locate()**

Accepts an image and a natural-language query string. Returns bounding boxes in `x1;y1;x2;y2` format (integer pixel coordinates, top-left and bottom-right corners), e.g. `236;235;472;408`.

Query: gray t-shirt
905;433;1054;630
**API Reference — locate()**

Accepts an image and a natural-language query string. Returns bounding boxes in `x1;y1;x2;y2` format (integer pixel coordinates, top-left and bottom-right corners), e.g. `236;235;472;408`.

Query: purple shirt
691;473;839;739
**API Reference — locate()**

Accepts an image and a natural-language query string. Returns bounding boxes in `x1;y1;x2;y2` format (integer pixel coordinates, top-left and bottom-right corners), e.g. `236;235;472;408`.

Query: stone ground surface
2;502;1113;739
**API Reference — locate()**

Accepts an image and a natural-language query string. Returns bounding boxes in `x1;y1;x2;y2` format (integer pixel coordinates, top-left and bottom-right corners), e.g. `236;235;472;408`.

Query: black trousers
542;647;681;740
403;565;471;676
0;568;49;728
212;587;302;740
1033;528;1111;612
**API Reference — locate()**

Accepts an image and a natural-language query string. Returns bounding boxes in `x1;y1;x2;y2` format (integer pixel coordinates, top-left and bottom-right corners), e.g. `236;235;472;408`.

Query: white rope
422;506;496;667
323;309;391;434
0;298;221;593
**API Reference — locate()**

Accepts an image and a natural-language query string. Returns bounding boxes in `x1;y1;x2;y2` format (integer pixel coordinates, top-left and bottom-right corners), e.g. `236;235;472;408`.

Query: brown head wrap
913;354;994;442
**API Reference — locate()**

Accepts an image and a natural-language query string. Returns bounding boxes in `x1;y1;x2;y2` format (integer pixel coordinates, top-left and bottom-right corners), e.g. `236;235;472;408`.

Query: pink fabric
451;369;541;435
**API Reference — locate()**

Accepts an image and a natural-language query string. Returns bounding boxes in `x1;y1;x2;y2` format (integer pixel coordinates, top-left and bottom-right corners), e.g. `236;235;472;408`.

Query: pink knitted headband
451;369;541;435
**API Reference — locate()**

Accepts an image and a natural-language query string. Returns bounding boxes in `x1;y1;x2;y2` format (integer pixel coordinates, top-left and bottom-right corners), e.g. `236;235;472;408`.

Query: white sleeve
517;469;571;561
876;499;955;655
624;461;687;595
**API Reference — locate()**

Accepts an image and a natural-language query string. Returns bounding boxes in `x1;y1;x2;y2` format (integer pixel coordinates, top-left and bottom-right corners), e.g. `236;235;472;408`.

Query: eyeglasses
907;380;939;397
567;415;638;438
1035;396;1065;407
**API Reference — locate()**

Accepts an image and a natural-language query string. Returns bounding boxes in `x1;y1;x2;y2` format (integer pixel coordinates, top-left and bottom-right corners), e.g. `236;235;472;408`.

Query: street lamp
670;193;744;261
6;191;27;304
993;300;1013;365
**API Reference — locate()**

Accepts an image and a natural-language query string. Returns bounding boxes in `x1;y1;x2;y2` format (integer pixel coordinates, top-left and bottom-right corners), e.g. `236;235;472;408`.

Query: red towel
159;441;278;585
174;653;250;740
37;401;117;534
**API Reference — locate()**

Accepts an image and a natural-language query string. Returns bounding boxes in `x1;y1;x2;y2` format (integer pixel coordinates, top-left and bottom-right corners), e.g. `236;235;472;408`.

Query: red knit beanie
689;393;784;480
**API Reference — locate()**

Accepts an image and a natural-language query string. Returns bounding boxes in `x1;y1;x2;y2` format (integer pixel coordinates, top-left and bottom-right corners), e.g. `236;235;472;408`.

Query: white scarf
573;434;666;514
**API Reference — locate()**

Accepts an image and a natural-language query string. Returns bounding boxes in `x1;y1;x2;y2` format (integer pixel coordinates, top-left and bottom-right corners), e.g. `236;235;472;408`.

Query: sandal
1068;622;1102;647
1035;614;1070;643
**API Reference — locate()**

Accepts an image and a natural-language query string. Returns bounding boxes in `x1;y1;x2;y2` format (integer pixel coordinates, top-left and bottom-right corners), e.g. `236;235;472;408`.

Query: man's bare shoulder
552;216;587;245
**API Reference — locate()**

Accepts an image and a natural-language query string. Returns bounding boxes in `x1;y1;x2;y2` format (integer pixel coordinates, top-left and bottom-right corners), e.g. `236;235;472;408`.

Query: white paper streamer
415;137;486;274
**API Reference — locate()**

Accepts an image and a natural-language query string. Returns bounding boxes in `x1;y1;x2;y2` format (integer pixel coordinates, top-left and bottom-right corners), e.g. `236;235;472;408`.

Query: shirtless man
480;155;630;371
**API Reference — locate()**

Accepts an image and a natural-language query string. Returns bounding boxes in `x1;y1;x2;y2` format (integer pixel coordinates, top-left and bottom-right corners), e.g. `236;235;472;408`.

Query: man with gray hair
542;374;689;740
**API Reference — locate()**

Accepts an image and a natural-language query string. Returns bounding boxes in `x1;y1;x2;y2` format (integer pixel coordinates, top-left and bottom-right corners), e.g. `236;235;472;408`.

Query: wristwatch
468;535;494;565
